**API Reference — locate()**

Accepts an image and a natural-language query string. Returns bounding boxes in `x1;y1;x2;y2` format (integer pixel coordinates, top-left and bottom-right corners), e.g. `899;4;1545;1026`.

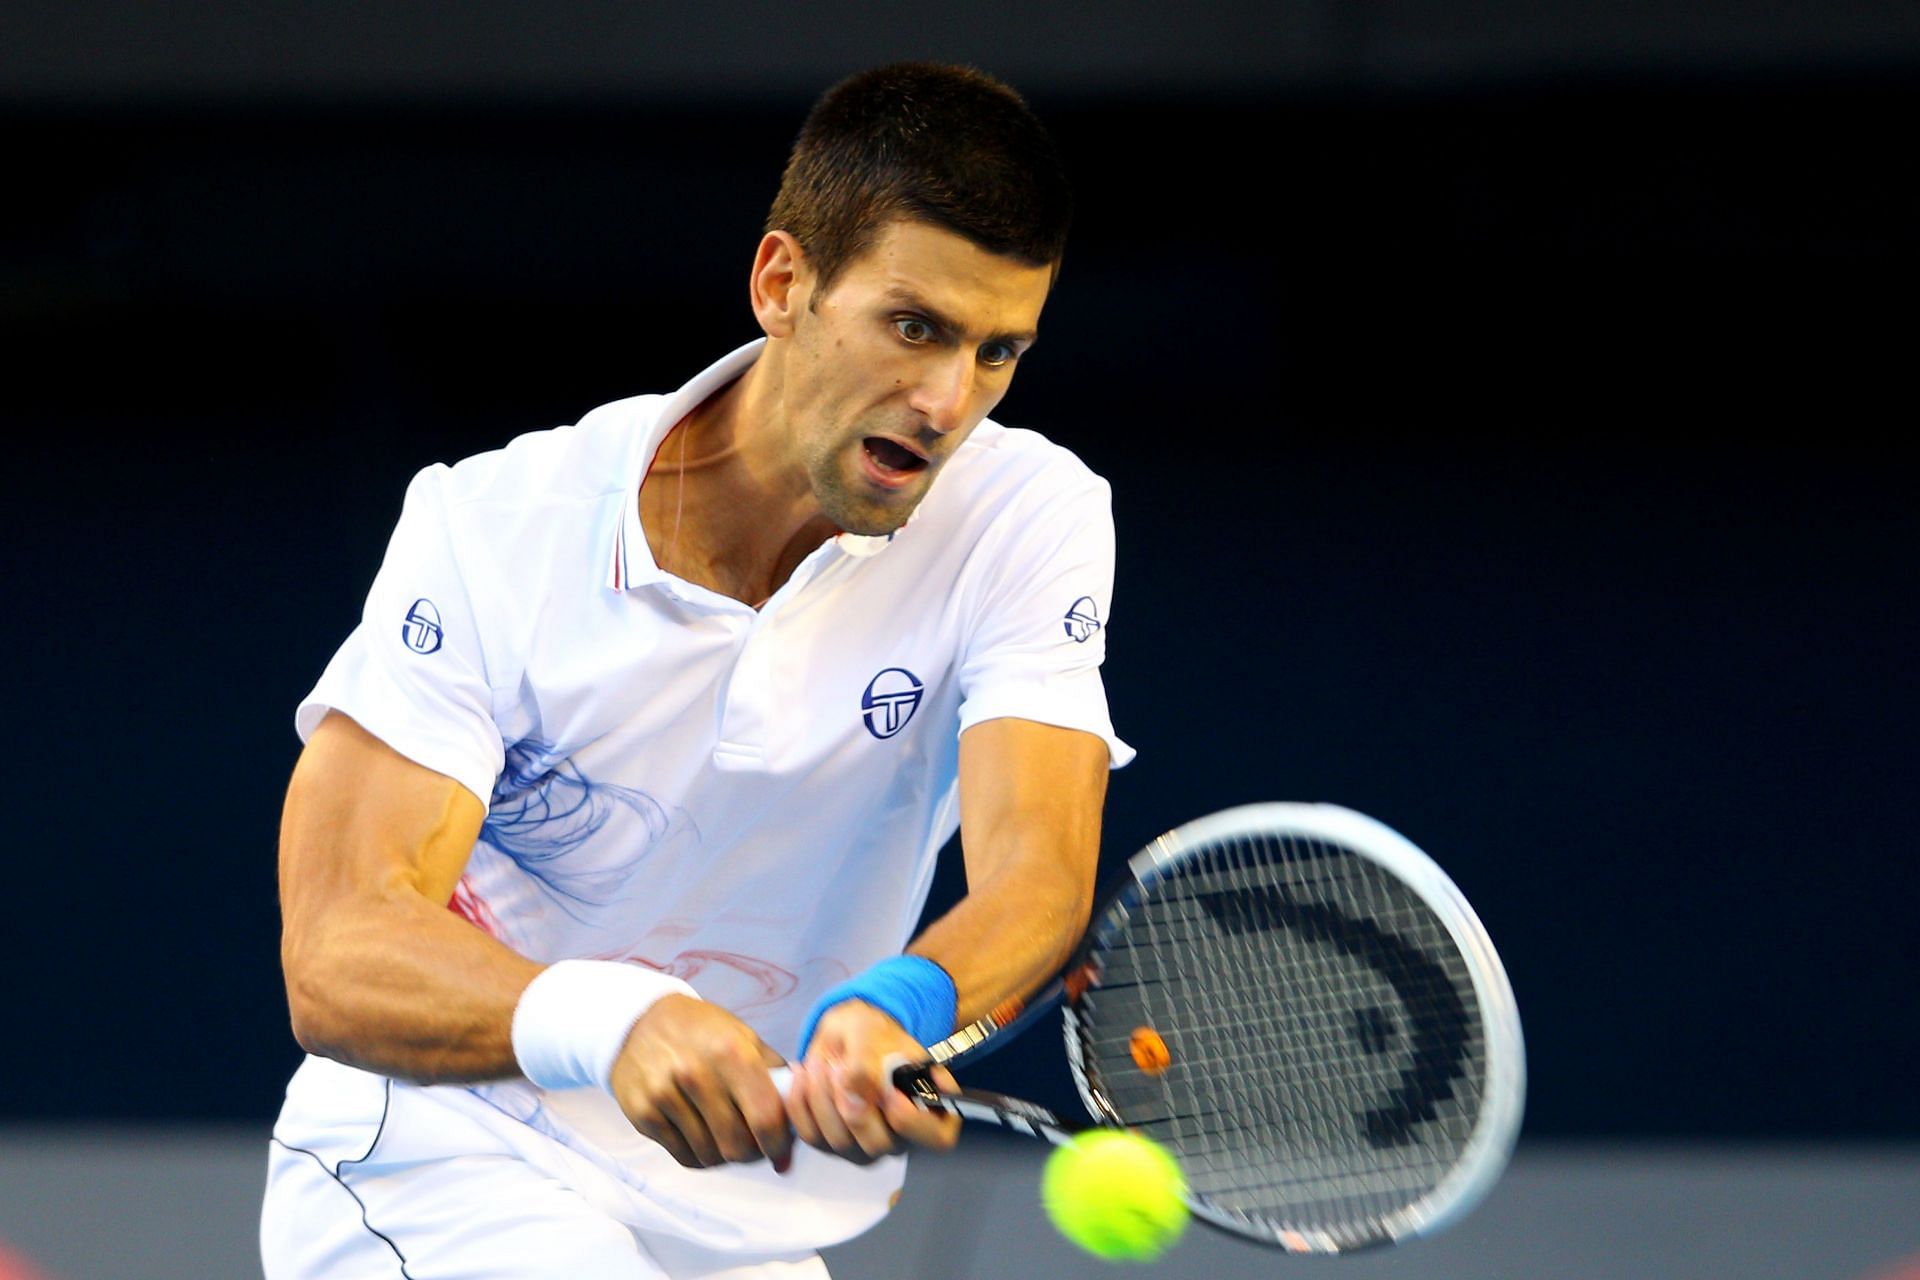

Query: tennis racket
891;802;1525;1254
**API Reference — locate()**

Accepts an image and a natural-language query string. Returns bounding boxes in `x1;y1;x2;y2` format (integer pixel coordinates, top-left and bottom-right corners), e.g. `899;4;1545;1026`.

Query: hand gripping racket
891;803;1526;1254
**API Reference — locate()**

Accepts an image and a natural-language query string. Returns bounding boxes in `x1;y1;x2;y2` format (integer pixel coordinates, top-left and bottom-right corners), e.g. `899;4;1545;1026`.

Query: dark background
2;3;1915;1141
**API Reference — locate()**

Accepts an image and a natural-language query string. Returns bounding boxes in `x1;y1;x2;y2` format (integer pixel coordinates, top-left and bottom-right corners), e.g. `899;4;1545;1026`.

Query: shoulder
426;395;660;514
387;395;663;613
398;395;662;549
884;419;1115;604
933;419;1113;520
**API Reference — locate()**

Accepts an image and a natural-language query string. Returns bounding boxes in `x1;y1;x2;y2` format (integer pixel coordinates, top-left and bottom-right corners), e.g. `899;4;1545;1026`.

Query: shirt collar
604;339;902;593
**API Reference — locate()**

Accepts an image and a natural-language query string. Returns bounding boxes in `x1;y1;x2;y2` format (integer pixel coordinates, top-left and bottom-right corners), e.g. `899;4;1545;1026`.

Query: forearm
907;854;1092;1027
284;890;540;1084
908;719;1108;1028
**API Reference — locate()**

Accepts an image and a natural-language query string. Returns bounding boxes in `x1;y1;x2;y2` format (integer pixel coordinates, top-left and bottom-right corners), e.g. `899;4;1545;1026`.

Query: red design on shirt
447;877;503;939
618;948;801;1011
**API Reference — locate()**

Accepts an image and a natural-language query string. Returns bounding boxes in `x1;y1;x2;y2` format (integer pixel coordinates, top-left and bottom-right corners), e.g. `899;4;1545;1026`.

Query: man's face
780;220;1054;536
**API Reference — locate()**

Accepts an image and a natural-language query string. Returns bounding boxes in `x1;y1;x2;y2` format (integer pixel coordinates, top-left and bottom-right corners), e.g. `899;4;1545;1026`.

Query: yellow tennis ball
1041;1130;1190;1262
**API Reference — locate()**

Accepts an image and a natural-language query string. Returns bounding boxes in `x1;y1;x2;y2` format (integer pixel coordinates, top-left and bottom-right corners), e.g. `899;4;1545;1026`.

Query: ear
750;231;811;339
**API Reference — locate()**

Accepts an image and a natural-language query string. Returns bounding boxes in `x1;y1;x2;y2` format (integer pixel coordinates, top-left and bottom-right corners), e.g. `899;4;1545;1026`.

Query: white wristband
511;960;699;1093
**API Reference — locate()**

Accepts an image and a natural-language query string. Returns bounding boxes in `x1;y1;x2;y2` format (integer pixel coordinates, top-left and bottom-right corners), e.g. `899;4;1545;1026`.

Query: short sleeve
956;476;1134;767
296;464;507;808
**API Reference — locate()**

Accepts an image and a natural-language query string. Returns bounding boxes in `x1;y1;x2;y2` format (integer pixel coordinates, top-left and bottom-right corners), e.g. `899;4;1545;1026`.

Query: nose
907;352;977;436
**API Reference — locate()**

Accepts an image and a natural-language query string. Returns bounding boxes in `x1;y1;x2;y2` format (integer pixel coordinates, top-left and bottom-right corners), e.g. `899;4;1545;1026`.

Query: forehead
827;220;1053;330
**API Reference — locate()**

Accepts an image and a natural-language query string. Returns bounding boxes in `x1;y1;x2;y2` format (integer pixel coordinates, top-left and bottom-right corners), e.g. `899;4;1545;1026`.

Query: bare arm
787;716;1108;1158
281;712;793;1170
911;716;1108;1022
278;711;537;1081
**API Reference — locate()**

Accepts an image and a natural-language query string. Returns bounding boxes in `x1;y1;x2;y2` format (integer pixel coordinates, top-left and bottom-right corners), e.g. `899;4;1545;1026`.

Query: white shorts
261;1137;831;1280
262;1056;906;1277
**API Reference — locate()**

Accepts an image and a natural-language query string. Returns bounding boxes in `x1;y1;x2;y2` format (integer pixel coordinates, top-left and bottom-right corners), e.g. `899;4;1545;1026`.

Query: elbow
285;994;331;1059
282;970;329;1059
281;932;349;1060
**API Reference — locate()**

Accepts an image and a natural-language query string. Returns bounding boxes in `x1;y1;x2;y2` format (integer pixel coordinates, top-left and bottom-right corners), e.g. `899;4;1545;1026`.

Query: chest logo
1064;596;1102;643
402;598;444;654
861;668;924;739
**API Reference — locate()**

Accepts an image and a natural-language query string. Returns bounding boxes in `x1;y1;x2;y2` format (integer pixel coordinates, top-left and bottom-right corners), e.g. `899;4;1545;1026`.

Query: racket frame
897;802;1525;1253
1061;803;1526;1251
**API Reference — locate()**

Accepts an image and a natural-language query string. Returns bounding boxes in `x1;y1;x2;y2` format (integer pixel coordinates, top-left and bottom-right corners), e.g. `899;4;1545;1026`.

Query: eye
979;342;1017;369
894;317;936;345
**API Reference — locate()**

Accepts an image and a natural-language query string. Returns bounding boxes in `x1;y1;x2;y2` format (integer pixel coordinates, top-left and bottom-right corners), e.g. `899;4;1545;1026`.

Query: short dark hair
766;63;1073;294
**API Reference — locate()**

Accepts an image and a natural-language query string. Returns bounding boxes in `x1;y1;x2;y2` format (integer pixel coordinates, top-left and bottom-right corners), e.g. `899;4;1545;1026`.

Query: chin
834;504;914;538
817;473;926;537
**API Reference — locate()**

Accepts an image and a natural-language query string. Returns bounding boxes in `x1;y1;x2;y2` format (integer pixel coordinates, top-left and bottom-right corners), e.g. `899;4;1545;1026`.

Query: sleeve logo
861;667;924;739
1063;596;1102;643
401;598;445;654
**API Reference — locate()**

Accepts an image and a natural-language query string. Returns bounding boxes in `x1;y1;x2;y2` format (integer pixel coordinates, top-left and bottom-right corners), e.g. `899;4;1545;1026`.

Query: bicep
279;710;486;948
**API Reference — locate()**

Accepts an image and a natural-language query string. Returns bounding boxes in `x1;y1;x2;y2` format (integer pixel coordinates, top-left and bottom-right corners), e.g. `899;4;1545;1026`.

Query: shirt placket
711;540;846;771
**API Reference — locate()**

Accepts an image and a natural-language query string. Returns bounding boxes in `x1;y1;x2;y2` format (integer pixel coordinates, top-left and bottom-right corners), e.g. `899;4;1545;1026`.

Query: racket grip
890;1061;944;1108
770;1062;946;1110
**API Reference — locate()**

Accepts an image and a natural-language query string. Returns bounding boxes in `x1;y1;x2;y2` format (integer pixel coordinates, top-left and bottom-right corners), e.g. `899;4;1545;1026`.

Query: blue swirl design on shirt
480;739;688;918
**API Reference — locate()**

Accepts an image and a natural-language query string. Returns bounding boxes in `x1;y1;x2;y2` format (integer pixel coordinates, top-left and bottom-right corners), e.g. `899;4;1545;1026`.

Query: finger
679;1068;771;1166
880;1084;961;1150
805;1064;870;1161
832;1061;906;1160
880;1059;961;1150
833;1051;881;1110
655;1082;726;1168
784;1062;824;1151
799;1062;877;1165
879;1052;930;1101
626;1102;702;1169
726;1060;794;1174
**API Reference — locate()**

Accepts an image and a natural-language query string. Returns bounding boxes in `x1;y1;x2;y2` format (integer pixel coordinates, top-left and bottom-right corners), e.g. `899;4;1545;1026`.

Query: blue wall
3;74;1914;1136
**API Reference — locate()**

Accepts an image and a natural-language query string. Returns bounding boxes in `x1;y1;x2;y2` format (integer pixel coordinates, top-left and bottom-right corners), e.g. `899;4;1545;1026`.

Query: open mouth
862;437;929;476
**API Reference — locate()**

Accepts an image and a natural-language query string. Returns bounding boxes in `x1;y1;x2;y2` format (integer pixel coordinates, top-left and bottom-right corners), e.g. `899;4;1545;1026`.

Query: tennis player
263;62;1131;1278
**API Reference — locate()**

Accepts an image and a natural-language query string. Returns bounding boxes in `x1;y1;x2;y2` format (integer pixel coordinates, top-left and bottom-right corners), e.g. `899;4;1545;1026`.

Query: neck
640;356;838;606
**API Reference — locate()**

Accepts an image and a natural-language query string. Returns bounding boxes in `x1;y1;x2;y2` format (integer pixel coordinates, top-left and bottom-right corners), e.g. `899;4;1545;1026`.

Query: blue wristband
794;955;958;1059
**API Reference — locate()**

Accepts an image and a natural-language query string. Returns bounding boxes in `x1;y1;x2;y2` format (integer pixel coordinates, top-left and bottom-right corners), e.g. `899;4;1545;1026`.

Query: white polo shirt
280;339;1130;1251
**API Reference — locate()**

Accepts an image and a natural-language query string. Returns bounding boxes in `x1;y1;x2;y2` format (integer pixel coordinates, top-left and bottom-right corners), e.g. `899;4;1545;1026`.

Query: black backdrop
3;72;1915;1139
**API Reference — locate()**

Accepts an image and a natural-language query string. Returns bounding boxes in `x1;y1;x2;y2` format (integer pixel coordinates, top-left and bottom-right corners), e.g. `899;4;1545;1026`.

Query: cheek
966;378;1013;427
981;361;1021;400
793;355;857;420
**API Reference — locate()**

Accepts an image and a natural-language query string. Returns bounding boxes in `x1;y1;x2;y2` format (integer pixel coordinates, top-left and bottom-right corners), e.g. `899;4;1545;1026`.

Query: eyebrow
881;288;1039;349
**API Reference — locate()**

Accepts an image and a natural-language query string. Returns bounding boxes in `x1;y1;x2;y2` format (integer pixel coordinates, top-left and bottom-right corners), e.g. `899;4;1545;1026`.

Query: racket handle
769;1062;948;1113
890;1061;943;1106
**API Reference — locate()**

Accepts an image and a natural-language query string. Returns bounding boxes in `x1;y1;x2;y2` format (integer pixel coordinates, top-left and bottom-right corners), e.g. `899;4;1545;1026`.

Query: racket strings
1076;830;1487;1243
